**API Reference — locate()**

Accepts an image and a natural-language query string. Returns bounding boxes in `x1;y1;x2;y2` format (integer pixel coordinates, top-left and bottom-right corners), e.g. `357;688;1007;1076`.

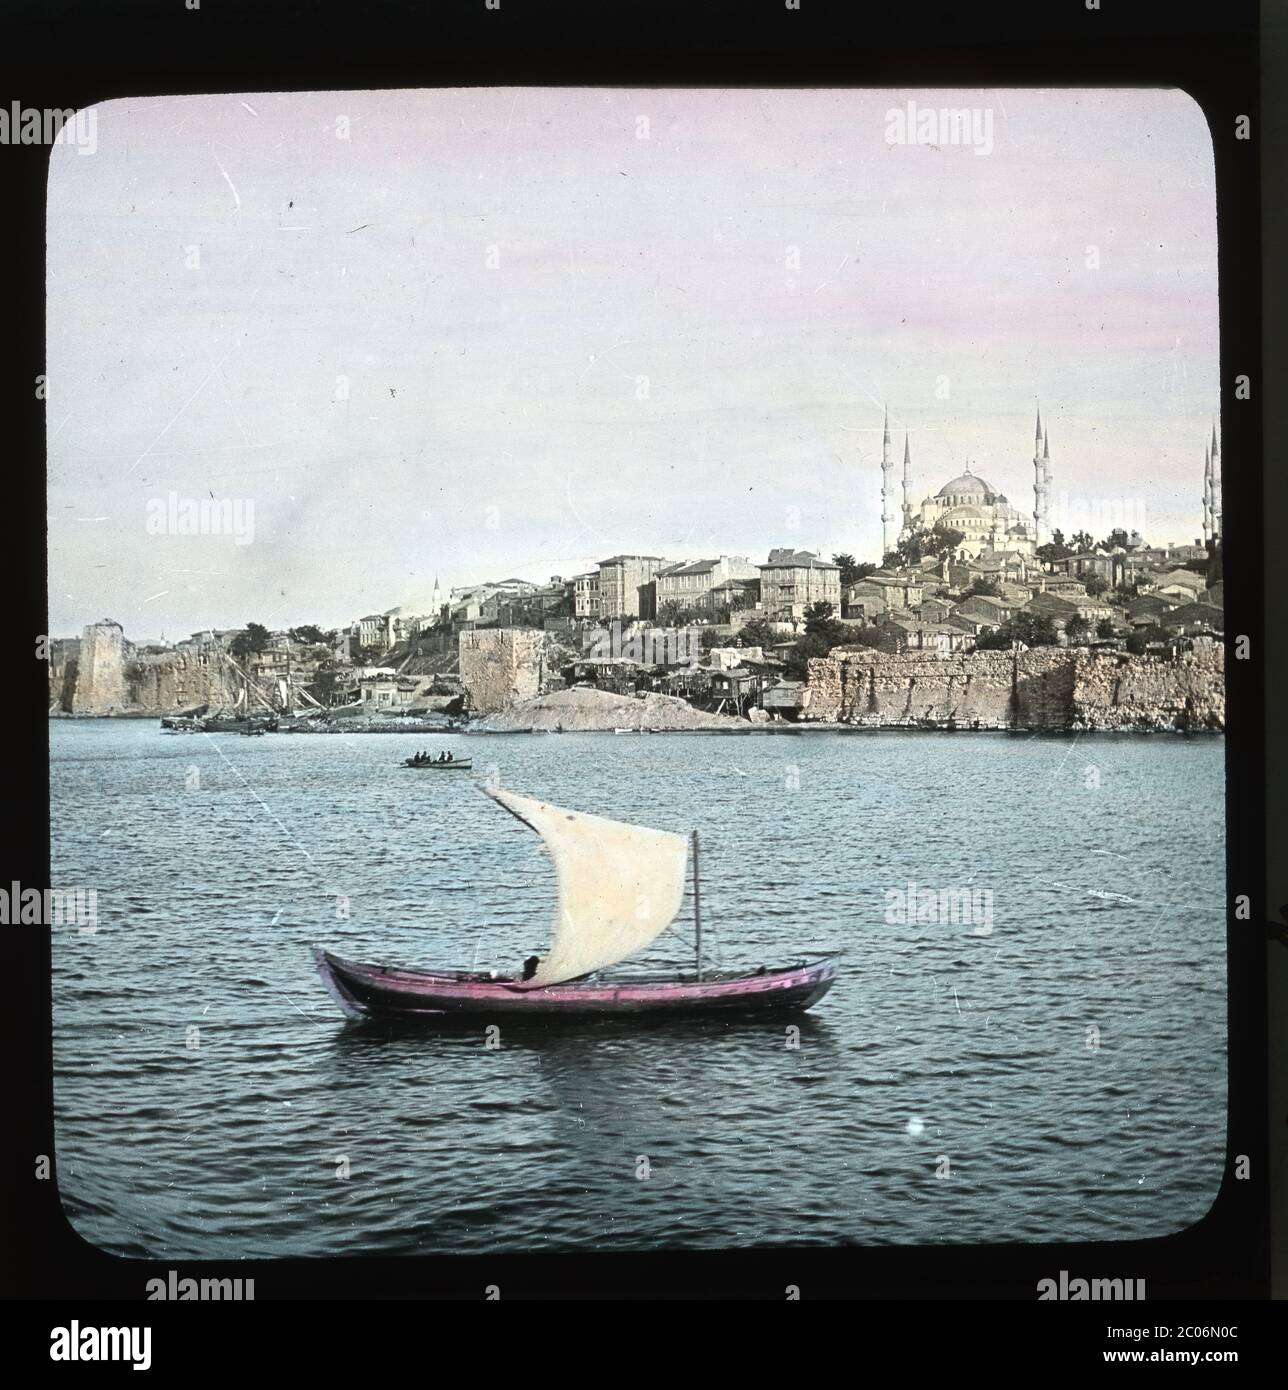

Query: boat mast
692;829;702;981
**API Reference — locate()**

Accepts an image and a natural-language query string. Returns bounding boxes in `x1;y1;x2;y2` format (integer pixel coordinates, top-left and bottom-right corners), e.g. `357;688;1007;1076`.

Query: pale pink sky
47;87;1217;637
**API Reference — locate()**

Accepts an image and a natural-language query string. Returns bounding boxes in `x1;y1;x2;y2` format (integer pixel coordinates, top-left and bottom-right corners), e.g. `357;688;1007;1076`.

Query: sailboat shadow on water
313;786;840;1026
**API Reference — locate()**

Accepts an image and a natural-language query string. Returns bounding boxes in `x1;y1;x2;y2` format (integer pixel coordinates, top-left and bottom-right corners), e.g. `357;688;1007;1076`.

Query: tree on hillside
736;616;777;650
658;601;706;627
784;601;853;679
974;611;1059;651
1126;624;1166;654
785;633;830;681
965;576;1002;598
1036;529;1073;565
1070;530;1095;553
1096;618;1116;640
289;624;327;645
891;524;965;567
803;600;851;646
1065;614;1091;644
230;623;270;660
1014;612;1060;646
1083;574;1109;598
832;554;876;587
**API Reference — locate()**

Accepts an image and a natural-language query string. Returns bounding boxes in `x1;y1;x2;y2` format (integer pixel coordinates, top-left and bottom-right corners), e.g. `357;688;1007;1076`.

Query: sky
46;87;1218;640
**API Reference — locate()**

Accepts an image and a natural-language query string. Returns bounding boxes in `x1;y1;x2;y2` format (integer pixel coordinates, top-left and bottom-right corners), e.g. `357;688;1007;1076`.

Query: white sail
487;787;689;985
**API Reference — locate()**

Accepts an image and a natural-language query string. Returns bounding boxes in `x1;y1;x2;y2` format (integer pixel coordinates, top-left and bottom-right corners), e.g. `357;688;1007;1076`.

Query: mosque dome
935;469;995;501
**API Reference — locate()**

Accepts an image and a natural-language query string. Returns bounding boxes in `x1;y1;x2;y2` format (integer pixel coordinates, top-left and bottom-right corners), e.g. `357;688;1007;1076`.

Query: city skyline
47;87;1218;636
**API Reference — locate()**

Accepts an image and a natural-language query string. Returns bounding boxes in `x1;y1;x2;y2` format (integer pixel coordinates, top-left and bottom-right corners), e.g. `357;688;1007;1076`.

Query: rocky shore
473;686;745;733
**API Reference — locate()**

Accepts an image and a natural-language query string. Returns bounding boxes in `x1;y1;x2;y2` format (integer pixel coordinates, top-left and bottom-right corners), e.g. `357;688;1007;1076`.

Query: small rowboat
401;757;472;770
313;786;839;1023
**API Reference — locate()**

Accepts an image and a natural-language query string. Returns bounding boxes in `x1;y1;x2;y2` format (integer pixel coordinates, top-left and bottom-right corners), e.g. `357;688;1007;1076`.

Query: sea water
49;721;1226;1256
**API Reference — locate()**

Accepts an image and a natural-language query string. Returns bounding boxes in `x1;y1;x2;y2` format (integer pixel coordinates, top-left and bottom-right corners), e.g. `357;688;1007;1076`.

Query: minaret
880;406;895;558
1209;420;1221;542
432;574;442;613
1032;404;1047;545
1202;443;1212;544
900;433;914;540
1042;428;1053;541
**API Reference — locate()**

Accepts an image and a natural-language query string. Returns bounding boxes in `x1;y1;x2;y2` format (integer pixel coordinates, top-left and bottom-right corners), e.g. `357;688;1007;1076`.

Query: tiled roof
1027;592;1080;614
663;559;720;576
762;549;840;569
1160;603;1223;629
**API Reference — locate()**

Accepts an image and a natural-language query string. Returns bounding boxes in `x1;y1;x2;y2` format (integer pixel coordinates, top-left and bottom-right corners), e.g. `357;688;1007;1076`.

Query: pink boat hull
313;946;838;1021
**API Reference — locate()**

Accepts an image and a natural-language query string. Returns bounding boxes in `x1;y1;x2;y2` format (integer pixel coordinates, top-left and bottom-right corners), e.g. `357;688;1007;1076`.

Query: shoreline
48;714;1225;737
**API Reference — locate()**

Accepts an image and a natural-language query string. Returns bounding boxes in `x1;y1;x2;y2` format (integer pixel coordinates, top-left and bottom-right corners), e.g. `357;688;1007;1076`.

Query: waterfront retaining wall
1070;645;1224;731
57;622;241;715
802;644;1224;731
126;650;240;714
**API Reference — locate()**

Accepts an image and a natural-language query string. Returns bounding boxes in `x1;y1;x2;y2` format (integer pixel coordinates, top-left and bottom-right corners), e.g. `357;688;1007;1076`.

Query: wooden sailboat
313;787;839;1021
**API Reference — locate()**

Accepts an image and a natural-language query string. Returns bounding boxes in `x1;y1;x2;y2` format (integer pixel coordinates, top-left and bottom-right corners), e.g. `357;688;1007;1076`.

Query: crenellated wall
802;644;1224;731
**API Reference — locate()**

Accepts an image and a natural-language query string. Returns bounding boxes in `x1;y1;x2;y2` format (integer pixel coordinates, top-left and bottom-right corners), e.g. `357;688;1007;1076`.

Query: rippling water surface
50;721;1226;1257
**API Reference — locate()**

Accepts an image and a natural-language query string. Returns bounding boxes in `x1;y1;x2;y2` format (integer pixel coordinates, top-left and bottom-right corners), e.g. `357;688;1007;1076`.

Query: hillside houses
1147;568;1209;602
321;527;1222;696
655;556;759;614
845;572;926;619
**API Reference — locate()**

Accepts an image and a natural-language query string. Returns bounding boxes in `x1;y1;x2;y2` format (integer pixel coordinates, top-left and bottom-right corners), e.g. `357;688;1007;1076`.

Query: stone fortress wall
58;621;240;715
801;644;1224;732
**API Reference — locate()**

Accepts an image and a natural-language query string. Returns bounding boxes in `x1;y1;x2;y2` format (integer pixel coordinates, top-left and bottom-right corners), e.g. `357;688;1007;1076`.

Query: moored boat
313;786;839;1023
160;715;203;734
202;714;279;734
